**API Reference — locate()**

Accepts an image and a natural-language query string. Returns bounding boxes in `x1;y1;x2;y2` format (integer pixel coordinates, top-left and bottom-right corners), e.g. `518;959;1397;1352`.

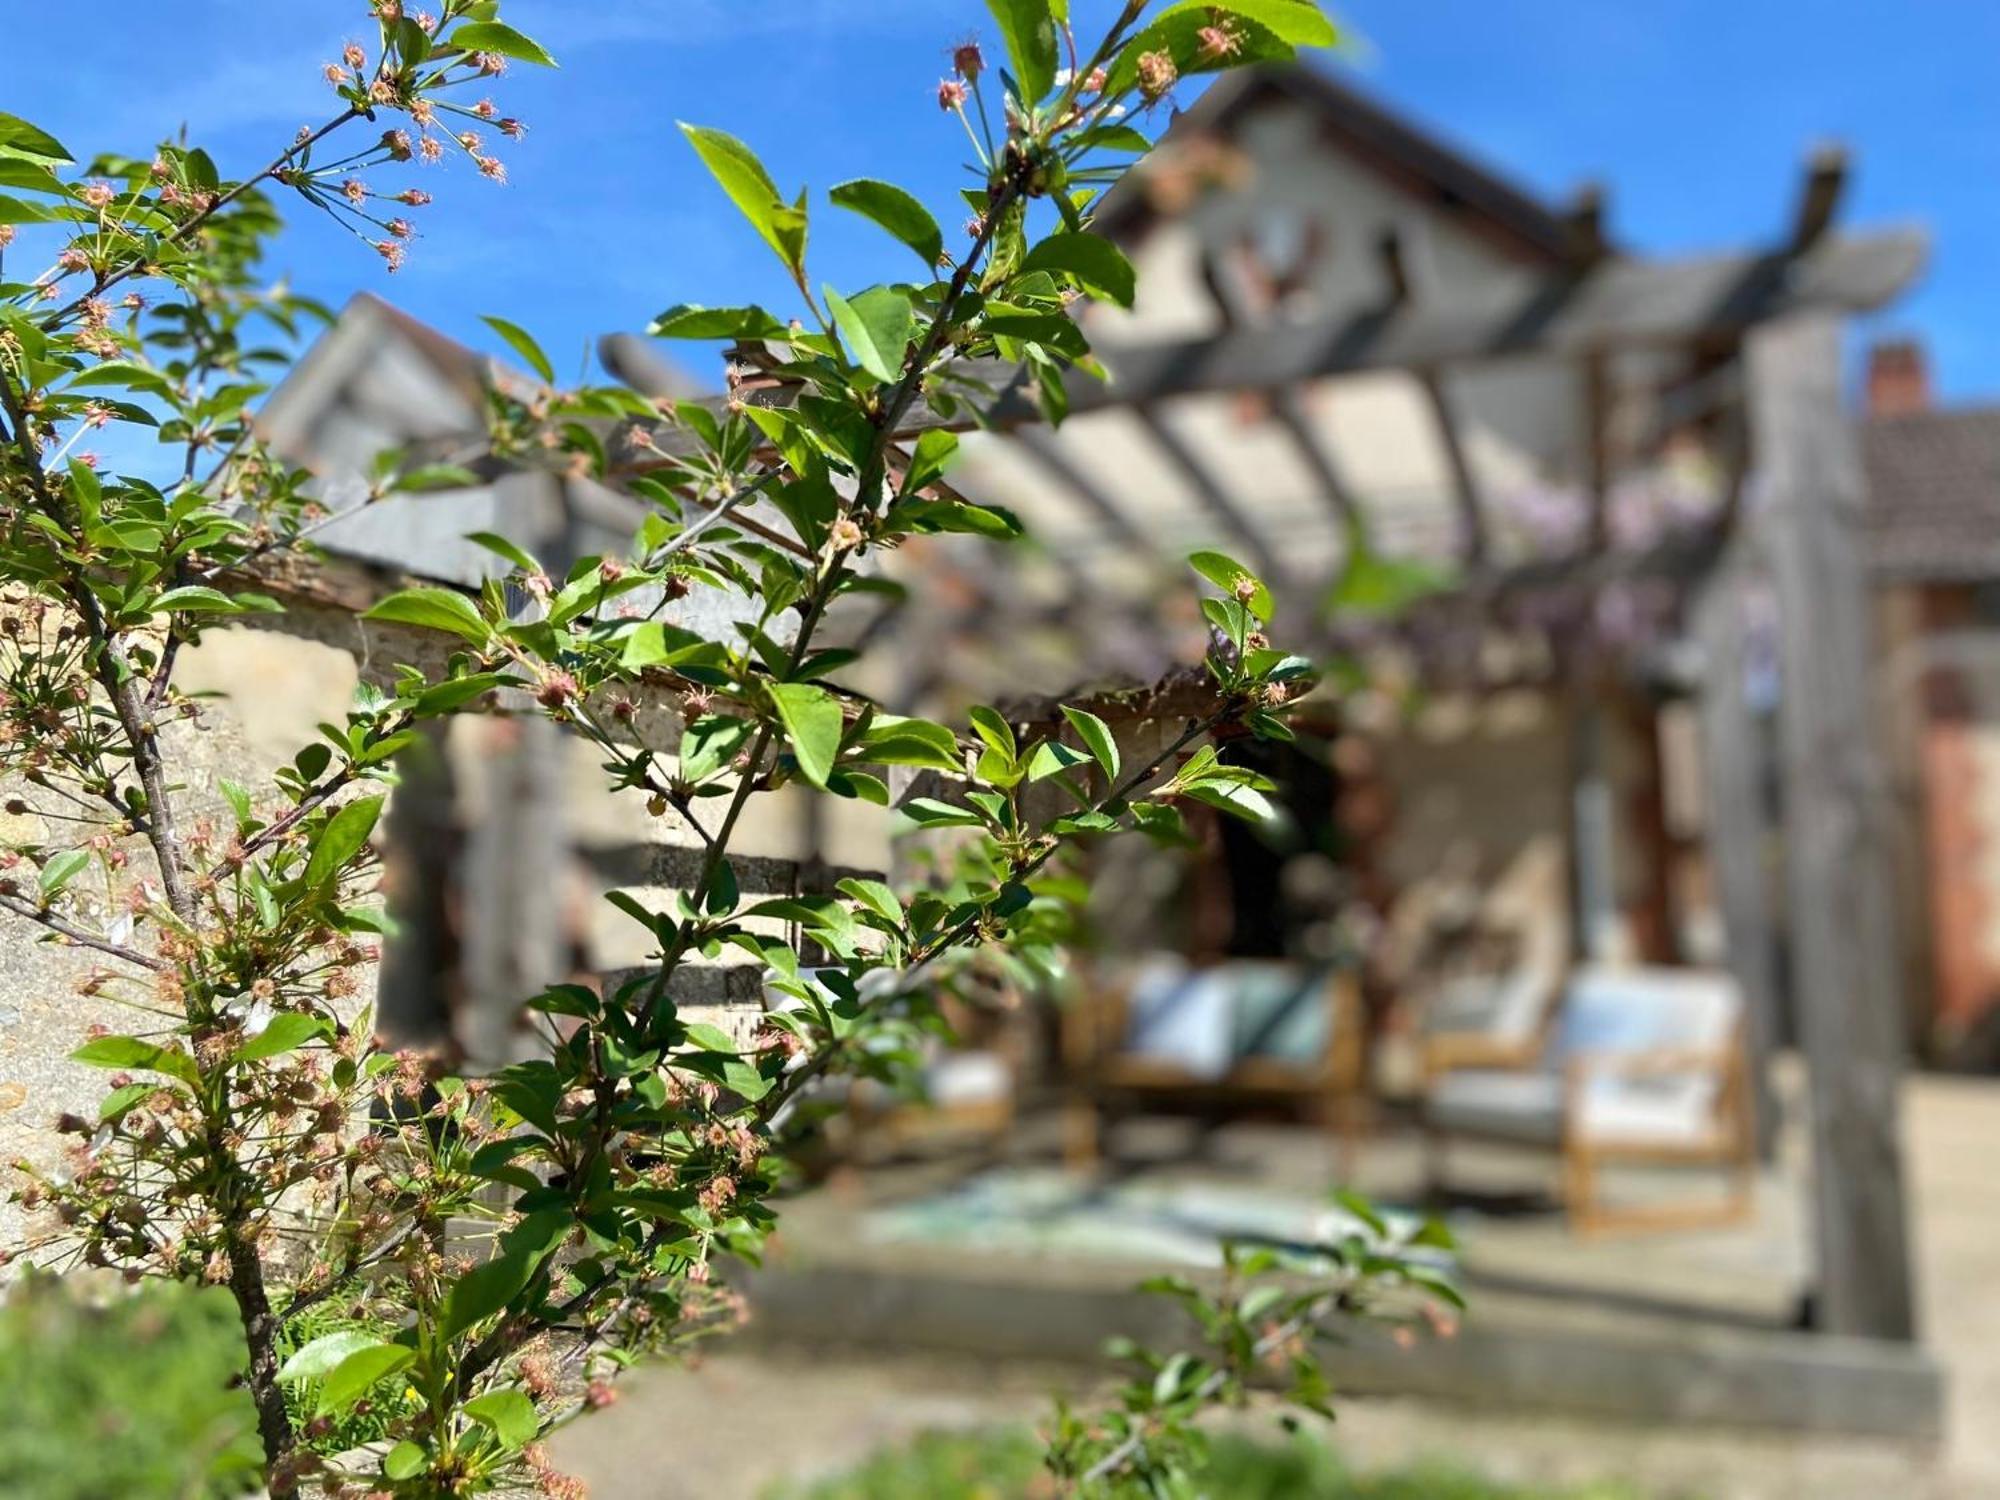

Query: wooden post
1692;550;1783;1159
460;473;577;1067
1750;312;1917;1340
375;719;459;1051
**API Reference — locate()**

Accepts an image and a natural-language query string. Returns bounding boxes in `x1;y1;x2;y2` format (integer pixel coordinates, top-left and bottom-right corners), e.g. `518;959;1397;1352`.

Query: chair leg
1563;1141;1600;1236
1421;1118;1446;1207
1320;1090;1359;1185
1063;1091;1101;1172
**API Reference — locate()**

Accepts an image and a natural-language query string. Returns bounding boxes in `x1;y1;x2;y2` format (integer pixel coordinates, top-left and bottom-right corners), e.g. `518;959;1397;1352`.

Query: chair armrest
1422;1031;1541;1081
1560;1046;1743;1142
1561;1046;1737;1084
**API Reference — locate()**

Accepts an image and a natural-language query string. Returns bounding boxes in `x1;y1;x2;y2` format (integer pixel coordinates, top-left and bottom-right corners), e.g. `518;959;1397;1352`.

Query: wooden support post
1692;550;1784;1159
460;473;578;1067
1580;352;1613;553
1751;312;1917;1340
375;719;459;1051
1567;694;1619;962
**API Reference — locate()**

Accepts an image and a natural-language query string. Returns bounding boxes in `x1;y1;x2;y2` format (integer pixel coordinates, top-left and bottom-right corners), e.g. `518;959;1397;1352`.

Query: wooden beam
613;230;1927;468
374;720;460;1051
1791;145;1849;254
1563;181;1611;267
1268;388;1362;528
1007;427;1154;550
1581;351;1613;553
1376;226;1418;306
1420;371;1488;570
1131;402;1288;582
1751;310;1917;1340
1691;548;1784;1160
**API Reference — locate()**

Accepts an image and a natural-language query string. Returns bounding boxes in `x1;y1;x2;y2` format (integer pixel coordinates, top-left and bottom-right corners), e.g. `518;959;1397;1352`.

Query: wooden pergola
609;154;1922;1340
247;151;1926;1343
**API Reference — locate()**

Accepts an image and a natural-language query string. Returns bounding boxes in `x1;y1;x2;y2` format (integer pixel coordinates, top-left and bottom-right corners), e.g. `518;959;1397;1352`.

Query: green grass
766;1427;1645;1500
0;1273;262;1500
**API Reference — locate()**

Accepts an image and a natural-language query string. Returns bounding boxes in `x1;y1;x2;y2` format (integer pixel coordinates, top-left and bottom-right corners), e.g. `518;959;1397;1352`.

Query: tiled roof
1865;407;2000;581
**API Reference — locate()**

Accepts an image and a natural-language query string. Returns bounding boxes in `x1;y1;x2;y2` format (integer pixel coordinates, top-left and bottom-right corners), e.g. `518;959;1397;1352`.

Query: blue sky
5;0;1997;401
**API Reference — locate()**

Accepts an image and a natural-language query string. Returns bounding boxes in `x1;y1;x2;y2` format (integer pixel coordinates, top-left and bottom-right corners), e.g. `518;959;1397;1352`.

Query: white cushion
1120;958;1234;1079
925;1051;1011;1107
1429;967;1552;1043
1575;1077;1718;1145
1554;966;1739;1057
1427;1069;1564;1143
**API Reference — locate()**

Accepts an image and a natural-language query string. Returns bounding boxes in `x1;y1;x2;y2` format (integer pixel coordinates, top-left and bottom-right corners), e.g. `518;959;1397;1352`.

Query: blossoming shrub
0;1;1459;1494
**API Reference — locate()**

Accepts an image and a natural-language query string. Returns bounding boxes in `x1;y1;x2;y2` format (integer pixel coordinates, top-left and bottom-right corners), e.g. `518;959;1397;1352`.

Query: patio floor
548;1066;2000;1499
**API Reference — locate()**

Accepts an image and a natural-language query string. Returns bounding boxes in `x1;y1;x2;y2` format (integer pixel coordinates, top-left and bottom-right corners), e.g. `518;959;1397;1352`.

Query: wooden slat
1006;428;1154;549
1791;145;1849;254
1268;388;1362;528
1131;402;1287;581
1420;371;1488;570
1751;311;1917;1340
614;230;1926;466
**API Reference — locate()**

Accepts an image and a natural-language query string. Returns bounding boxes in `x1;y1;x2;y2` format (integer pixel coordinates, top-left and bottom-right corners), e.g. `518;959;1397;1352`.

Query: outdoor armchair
1422;965;1755;1235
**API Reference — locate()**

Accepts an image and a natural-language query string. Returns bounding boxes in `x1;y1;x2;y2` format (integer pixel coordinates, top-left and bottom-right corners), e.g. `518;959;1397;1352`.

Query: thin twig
0;892;166;971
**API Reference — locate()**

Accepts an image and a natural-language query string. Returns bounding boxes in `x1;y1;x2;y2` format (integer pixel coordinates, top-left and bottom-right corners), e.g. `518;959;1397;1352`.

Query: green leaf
823;285;913;384
0;112;72;165
278;1329;385;1383
1329;518;1450;618
392;464;481;494
97;1081;158;1124
72;1035;199;1086
1188;549;1274;623
464;531;540;573
304;795;385;891
462;1388;540;1448
1025;739;1093;781
900;797;985;829
38;847;89;896
1018;233;1137;309
884;498;1023;540
899;429;959;496
985;0;1059;103
1182;780;1278;823
1333;1187;1388;1237
855;716;960;771
980;312;1087;359
648;304;791;341
678;123;808;274
1060;705;1120;780
967;705;1017;759
233;1012;330;1065
414;672;519;716
481;315;555;384
384;1441;427;1481
362;586;492;646
837;877;905;927
1154;0;1338;46
317;1343;415;1415
768;681;843;789
620;621;725;673
449;20;558;67
154;585;254;615
441;1213;568;1341
828;179;943;268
